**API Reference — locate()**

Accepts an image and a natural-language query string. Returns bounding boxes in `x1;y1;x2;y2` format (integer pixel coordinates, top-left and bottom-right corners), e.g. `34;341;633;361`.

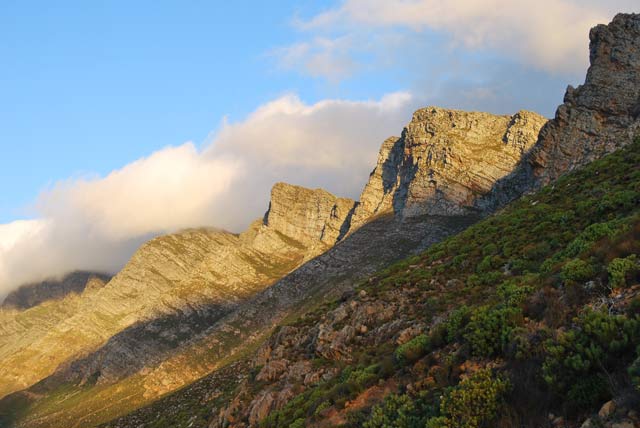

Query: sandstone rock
262;182;356;247
610;421;635;428
285;361;312;382
248;391;275;426
530;13;640;183
396;324;423;345
580;418;596;428
599;400;617;419
351;108;546;227
256;359;288;382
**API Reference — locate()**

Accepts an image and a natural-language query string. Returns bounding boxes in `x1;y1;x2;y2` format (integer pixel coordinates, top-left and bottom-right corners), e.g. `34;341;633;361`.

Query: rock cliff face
1;271;111;310
529;13;640;183
351;109;546;227
262;183;355;248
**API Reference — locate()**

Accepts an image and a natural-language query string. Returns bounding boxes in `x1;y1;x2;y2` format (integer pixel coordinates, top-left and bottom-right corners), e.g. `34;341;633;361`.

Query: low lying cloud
0;92;417;296
283;0;636;78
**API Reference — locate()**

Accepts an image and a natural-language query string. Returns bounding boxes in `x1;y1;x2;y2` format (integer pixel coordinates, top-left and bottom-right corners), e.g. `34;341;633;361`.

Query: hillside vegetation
257;138;640;428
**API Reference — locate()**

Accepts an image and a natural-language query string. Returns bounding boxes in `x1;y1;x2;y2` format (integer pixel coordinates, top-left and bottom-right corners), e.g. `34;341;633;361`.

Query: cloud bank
280;0;637;78
0;92;417;296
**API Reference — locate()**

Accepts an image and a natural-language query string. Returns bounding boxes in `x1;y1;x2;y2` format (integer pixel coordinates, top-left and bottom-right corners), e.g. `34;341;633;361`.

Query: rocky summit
530;13;640;183
351;108;546;227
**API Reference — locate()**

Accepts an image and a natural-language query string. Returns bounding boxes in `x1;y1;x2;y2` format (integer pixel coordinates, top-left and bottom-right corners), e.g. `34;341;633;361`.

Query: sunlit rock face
351;108;547;227
530;13;640;183
262;182;356;248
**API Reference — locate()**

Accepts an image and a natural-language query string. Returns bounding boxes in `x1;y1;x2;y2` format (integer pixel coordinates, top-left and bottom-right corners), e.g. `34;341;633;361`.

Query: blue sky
0;0;635;292
0;1;347;222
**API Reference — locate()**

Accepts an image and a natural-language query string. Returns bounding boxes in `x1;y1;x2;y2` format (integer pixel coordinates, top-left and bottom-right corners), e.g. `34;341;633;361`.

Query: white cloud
0;92;417;296
283;0;637;77
271;36;359;81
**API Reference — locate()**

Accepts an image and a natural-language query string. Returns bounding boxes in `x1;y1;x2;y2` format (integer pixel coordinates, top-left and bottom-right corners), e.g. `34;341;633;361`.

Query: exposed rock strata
351;109;546;227
0;185;353;398
529;13;640;183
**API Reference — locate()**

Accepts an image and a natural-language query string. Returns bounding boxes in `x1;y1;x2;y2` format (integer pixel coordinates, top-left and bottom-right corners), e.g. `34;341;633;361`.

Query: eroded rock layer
530;13;640;183
351;108;547;227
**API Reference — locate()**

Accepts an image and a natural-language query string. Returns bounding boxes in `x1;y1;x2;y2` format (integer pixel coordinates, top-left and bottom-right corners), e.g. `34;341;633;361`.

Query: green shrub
395;334;430;365
466;271;503;287
566;375;610;410
363;393;434;428
543;310;640;405
424;417;448;428
464;305;522;357
608;254;638;289
433;369;510;428
560;259;596;283
288;418;305;428
445;306;471;343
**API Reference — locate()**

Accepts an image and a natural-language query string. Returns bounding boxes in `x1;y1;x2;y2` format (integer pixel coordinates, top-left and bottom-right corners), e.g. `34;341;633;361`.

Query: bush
608;254;638;289
542;310;640;406
395;334;431;365
445;306;471;343
560;259;596;283
288;419;305;428
363;392;434;428
432;369;509;428
566;375;610;410
464;305;522;357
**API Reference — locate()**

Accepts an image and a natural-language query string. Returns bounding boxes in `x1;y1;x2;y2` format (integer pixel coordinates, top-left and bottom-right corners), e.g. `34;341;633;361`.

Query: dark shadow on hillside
1;271;113;310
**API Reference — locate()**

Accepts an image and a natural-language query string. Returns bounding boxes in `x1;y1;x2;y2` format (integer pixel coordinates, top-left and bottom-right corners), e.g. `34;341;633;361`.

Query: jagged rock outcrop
262;183;355;248
1;271;111;310
351;108;547;227
530;13;640;183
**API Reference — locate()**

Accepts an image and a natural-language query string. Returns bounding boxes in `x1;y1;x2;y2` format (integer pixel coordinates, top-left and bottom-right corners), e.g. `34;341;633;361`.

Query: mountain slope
105;136;640;428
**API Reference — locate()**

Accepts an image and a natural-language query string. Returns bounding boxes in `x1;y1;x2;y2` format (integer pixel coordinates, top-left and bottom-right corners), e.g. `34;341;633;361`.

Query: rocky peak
262;182;356;247
351;107;547;227
530;13;640;183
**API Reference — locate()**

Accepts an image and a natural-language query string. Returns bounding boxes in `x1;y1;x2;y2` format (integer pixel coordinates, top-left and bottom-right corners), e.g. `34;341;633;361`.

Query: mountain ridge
1;12;639;428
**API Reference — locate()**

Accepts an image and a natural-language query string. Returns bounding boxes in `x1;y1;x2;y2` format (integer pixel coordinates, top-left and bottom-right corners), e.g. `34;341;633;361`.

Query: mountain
0;113;544;427
98;15;640;428
529;13;640;183
100;12;639;428
201;134;640;428
0;11;638;428
0;183;355;399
